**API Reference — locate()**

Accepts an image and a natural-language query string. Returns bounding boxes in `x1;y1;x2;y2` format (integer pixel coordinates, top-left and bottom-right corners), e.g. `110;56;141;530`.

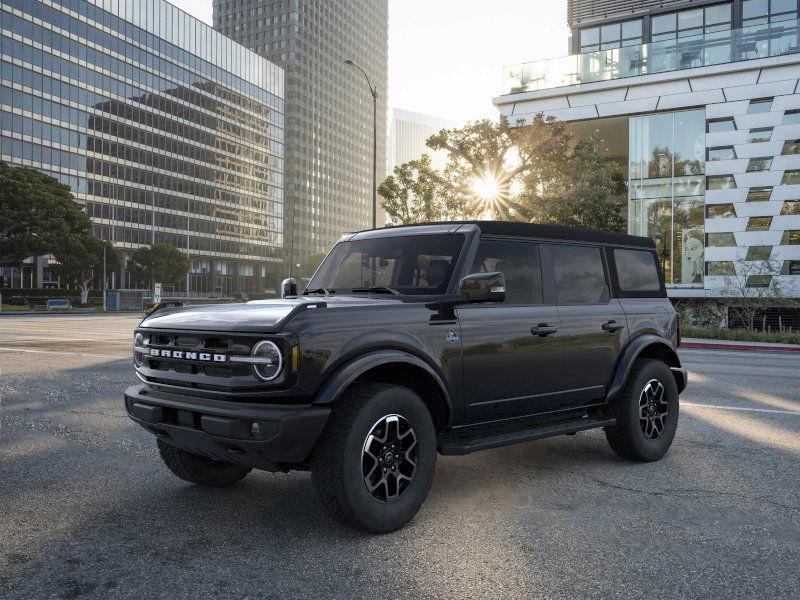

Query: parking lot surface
1;315;798;599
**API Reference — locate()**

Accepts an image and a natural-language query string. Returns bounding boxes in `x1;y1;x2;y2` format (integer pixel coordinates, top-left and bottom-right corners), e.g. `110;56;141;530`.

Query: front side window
614;249;662;292
307;234;465;295
550;245;609;304
469;239;542;304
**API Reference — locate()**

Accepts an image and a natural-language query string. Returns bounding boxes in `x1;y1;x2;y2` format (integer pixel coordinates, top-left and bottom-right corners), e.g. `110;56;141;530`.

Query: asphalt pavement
0;314;798;600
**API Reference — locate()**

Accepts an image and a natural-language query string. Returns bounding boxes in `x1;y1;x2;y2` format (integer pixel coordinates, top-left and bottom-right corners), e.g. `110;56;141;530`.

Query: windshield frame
304;228;479;298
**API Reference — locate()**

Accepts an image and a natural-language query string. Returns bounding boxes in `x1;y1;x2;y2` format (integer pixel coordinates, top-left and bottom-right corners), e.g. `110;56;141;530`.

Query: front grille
134;330;289;396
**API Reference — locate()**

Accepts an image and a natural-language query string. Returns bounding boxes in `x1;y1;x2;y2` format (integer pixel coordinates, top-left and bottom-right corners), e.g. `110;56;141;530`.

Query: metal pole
372;90;377;230
103;242;107;312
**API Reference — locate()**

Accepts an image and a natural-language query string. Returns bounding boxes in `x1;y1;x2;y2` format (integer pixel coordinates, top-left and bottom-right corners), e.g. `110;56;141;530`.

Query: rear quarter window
613;249;662;292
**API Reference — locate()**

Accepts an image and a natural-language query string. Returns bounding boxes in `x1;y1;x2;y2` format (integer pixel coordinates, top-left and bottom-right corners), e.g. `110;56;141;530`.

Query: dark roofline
360;221;655;248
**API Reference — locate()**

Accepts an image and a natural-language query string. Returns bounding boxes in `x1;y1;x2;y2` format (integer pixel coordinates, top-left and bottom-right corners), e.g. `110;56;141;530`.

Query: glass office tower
0;0;285;296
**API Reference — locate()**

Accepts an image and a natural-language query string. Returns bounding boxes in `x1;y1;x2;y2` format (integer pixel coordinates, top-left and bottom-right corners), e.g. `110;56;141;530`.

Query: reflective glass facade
0;0;285;296
629;110;706;287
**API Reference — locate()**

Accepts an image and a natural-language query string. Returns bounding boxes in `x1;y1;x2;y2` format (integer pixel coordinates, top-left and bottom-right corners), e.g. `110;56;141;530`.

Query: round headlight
251;340;283;382
133;333;144;367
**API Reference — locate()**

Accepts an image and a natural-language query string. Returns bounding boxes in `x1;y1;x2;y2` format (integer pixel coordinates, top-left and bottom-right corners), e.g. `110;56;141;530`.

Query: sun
471;174;501;202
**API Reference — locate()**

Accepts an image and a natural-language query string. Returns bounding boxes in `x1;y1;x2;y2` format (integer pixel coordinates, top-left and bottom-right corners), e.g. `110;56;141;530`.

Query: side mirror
458;272;506;303
281;277;298;298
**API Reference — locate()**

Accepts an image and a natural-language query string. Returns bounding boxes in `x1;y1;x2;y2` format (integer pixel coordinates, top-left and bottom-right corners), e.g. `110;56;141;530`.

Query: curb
681;341;800;352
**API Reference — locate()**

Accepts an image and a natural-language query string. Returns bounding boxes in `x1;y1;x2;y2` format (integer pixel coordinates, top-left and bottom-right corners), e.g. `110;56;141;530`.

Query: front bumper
124;384;330;471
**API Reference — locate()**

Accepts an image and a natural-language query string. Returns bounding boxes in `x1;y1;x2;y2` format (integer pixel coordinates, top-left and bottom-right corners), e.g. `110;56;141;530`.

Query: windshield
306;234;465;296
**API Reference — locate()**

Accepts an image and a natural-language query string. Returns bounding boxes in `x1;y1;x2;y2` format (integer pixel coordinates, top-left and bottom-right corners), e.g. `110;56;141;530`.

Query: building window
707;175;737;189
746;245;773;259
629;110;705;286
747;275;773;287
707;146;736;161
706;203;737;218
579;19;643;53
651;3;732;41
706;261;736;276
747;186;773;201
746;157;773;171
707;233;737;247
782;199;800;214
782;170;800;184
707;118;736;133
747;127;773;143
782;230;800;244
742;0;798;27
747;98;773;114
781;260;800;274
783;109;800;125
747;216;773;230
782;139;800;154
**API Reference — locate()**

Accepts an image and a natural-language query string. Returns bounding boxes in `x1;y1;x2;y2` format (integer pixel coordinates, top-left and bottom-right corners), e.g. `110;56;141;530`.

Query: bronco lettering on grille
149;349;227;362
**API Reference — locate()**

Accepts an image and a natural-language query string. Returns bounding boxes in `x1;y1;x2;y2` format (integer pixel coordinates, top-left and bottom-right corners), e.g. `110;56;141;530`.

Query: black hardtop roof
355;221;655;249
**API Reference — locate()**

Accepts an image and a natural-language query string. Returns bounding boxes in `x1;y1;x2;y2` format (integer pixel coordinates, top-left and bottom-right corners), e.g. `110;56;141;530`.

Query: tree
515;134;627;232
299;252;329;279
721;258;792;331
378;115;626;232
0;162;91;265
53;236;120;304
378;155;473;225
127;243;189;291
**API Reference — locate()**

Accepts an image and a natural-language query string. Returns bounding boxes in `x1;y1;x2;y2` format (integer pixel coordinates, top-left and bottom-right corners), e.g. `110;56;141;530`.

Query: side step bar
438;416;616;456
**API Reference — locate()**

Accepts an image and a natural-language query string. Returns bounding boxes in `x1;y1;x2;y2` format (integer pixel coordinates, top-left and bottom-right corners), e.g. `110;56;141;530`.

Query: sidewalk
681;337;800;352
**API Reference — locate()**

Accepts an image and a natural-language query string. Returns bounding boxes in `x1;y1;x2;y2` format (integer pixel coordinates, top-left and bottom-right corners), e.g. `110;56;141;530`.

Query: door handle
602;320;625;333
531;324;558;337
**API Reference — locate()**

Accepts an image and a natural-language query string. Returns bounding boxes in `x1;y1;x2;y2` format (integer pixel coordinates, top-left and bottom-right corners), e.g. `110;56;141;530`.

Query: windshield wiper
304;288;335;296
351;286;400;295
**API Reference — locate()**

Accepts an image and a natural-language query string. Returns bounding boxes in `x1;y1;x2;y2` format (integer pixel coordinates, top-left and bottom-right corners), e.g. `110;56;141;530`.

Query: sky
170;0;569;125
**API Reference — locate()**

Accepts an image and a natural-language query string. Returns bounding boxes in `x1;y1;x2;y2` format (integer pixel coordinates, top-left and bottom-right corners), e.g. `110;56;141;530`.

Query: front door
458;238;563;425
546;243;627;406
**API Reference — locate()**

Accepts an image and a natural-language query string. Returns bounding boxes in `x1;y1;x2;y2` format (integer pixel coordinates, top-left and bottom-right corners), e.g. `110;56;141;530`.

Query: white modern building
495;0;800;301
389;109;457;172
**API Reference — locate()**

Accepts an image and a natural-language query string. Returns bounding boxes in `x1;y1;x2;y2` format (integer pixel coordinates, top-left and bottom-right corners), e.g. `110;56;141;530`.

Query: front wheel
604;359;679;462
310;383;437;533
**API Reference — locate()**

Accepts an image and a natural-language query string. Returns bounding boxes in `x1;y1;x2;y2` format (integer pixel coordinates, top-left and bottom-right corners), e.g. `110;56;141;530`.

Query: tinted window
550;245;608;304
308;234;464;295
470;239;542;304
614;249;662;292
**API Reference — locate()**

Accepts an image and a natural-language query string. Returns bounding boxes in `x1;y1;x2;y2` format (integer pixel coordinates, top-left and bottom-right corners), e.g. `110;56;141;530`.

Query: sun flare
471;174;501;202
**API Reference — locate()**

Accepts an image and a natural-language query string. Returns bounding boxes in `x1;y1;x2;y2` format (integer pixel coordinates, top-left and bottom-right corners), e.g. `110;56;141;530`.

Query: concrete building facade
214;0;389;272
389;108;457;173
496;0;800;300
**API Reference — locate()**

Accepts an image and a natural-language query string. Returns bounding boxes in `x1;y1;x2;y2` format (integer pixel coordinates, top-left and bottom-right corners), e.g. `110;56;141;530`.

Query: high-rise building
0;0;284;296
389;109;457;172
213;0;389;271
496;0;800;301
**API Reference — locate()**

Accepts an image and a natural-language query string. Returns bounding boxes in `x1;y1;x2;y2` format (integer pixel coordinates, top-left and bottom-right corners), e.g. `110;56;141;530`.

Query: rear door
544;243;627;407
457;237;563;424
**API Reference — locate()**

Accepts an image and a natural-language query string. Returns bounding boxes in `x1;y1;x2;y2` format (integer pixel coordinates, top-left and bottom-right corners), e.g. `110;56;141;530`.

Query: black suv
125;221;687;532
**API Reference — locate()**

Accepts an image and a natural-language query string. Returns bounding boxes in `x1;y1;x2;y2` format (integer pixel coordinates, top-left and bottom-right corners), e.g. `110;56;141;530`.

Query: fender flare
606;334;684;400
312;349;453;421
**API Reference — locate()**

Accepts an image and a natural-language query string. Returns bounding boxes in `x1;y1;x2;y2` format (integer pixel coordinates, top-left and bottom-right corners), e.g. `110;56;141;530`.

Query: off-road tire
604;359;679;462
310;383;437;533
157;439;251;487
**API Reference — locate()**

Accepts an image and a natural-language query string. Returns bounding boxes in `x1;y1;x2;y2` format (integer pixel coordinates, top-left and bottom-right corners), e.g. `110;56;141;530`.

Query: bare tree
721;258;791;331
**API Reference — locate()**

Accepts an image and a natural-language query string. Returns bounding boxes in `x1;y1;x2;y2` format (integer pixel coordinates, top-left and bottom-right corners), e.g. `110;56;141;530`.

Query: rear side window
550;245;609;304
614;249;662;292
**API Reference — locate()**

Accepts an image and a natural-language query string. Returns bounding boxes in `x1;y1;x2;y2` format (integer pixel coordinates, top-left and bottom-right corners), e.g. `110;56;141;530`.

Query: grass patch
684;326;800;345
1;304;31;312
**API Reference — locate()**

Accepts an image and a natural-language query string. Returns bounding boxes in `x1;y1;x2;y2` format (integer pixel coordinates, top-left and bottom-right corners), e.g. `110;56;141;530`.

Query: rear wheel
310;383;437;533
604;359;679;462
157;439;251;487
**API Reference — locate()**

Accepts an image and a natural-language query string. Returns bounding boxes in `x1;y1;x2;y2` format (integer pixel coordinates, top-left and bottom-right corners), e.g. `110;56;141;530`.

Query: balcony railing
502;19;800;96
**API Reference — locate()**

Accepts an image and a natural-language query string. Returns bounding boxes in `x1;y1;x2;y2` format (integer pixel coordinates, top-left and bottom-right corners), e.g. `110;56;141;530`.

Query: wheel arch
312;350;453;431
607;334;685;400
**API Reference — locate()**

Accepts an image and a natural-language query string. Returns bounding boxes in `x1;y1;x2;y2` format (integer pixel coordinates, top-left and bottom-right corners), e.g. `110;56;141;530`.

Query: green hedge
684;326;800;345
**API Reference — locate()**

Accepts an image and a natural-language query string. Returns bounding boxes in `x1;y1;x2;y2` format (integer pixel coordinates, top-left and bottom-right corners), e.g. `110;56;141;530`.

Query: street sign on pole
153;283;162;304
